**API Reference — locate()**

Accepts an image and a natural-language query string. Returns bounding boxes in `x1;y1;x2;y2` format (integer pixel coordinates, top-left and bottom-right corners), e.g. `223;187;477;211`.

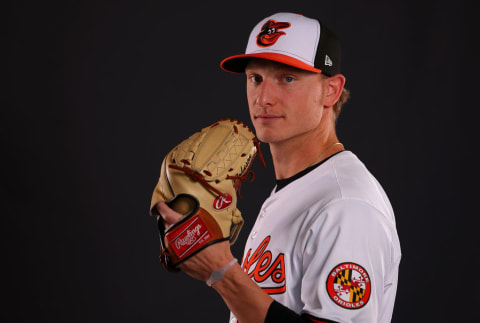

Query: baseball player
156;12;401;323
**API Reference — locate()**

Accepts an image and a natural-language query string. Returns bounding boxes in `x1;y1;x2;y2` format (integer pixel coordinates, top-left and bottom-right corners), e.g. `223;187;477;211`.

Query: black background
5;0;476;322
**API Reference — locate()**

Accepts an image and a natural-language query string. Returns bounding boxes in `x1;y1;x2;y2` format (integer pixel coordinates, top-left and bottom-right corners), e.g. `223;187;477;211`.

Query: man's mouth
254;114;283;123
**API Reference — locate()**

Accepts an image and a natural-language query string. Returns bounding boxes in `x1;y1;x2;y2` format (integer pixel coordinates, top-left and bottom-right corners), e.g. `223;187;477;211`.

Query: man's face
245;59;328;145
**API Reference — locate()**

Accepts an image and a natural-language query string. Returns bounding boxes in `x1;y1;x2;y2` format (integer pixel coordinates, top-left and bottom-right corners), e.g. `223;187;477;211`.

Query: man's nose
256;80;276;107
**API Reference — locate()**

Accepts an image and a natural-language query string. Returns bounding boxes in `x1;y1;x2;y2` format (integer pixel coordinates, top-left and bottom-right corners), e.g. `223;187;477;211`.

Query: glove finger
232;208;243;225
156;201;183;229
229;208;244;244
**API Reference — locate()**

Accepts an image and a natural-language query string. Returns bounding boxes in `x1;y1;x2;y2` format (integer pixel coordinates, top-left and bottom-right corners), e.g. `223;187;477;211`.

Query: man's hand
155;201;182;230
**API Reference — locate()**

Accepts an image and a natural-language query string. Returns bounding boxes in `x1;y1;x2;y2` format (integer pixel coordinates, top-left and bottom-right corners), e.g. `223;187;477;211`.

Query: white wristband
206;258;238;287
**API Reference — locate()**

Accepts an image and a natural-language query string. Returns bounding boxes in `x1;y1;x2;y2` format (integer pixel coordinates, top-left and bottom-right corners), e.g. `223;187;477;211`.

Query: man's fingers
156;201;183;227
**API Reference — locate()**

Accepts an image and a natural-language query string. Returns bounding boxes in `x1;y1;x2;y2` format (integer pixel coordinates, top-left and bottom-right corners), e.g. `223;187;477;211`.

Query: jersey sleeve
298;198;400;322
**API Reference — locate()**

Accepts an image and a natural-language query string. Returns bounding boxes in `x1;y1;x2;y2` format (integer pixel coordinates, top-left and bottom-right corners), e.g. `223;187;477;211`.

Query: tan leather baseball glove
150;118;264;272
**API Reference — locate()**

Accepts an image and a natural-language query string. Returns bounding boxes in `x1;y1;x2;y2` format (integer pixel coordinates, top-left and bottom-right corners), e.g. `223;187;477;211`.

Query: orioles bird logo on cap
256;19;291;47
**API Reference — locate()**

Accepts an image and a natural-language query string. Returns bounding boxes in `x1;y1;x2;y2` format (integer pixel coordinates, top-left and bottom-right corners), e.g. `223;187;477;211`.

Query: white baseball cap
220;12;341;76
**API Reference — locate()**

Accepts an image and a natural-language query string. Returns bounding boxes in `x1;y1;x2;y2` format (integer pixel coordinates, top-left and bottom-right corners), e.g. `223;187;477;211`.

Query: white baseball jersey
230;151;401;323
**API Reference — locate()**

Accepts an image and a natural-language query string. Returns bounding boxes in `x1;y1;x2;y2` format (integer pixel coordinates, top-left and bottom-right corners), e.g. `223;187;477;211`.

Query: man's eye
251;75;262;83
284;76;294;83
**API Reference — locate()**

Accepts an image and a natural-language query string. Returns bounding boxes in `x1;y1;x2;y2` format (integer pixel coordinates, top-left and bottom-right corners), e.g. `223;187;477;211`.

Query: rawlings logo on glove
150;118;265;272
214;194;233;210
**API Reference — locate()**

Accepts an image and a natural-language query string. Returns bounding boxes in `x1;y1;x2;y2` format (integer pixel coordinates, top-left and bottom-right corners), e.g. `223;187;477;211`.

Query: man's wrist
206;258;238;286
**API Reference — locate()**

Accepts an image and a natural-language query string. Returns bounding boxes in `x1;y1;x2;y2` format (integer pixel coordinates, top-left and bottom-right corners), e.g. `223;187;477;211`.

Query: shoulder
265;151;397;238
297;152;399;245
316;151;394;221
279;151;394;218
328;152;385;198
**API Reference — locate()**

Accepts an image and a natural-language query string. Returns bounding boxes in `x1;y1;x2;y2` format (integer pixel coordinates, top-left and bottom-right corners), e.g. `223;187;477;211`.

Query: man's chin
255;132;283;145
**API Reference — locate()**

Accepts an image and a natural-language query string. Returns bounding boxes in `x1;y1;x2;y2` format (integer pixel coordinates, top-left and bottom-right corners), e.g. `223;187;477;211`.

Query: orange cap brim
220;52;322;74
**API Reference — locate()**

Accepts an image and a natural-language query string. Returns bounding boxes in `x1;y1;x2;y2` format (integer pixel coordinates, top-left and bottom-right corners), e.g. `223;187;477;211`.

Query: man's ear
323;74;346;107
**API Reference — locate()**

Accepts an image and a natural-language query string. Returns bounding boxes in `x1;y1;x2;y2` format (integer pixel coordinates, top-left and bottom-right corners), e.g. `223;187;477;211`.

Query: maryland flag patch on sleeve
326;262;371;309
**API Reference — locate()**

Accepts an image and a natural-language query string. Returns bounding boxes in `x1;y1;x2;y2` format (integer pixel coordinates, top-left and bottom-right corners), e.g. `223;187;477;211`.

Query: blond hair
333;87;350;120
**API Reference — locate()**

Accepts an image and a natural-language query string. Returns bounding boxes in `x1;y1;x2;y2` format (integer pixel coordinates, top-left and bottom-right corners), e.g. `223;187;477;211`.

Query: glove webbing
213;118;266;168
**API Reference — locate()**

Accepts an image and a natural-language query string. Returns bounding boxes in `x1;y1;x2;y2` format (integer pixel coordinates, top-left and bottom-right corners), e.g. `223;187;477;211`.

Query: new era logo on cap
325;55;333;67
220;12;341;76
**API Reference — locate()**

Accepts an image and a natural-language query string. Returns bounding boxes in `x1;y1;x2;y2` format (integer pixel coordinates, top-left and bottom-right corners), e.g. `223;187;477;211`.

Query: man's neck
270;129;343;180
